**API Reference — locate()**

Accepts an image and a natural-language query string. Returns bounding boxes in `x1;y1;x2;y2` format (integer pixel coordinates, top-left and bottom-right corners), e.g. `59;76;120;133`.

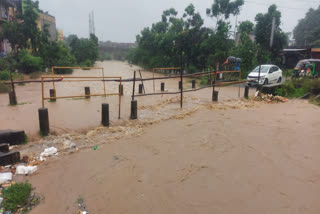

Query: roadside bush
186;65;198;74
2;182;32;212
39;42;76;74
0;58;9;70
275;79;320;98
29;72;41;79
18;50;43;74
81;59;93;68
200;75;209;86
0;70;11;80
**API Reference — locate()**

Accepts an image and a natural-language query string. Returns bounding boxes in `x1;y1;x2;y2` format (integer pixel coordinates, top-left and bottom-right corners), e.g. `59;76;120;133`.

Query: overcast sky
38;0;319;43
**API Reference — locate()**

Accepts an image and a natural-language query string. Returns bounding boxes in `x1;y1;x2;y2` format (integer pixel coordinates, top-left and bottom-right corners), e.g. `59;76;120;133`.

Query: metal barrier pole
180;68;183;108
51;67;56;91
132;71;136;101
152;68;156;93
238;71;241;97
118;77;122;119
41;77;44;108
102;68;107;96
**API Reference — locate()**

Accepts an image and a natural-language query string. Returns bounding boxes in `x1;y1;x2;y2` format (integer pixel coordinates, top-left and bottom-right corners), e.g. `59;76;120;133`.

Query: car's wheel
277;77;282;83
263;79;268;85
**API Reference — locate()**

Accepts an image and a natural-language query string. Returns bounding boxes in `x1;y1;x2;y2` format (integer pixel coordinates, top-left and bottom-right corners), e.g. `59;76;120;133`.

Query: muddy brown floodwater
3;61;320;213
0;61;250;140
19;99;320;214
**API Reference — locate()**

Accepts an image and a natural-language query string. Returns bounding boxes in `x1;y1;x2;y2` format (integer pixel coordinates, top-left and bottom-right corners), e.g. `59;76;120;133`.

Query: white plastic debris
16;165;38;175
0;173;12;184
40;147;58;157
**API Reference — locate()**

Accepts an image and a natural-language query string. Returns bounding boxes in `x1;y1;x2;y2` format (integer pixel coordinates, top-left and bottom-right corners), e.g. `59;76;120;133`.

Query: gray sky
38;0;320;43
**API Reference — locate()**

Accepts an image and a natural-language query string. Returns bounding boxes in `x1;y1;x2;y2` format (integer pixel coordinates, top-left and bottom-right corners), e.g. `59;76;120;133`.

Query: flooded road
3;61;319;213
22;99;320;214
0;61;249;140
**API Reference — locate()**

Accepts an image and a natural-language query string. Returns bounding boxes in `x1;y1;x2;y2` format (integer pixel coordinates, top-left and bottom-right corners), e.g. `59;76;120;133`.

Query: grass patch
71;97;86;100
275;79;320;98
24;134;28;144
76;196;84;204
2;182;32;212
8;102;32;106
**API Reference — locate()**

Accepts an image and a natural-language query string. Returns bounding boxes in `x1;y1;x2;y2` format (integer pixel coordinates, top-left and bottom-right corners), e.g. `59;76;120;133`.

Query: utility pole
234;15;238;41
89;11;96;36
269;16;276;48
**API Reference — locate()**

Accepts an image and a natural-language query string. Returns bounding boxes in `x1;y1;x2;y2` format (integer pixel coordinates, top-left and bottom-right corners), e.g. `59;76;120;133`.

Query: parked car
293;59;320;78
247;65;283;86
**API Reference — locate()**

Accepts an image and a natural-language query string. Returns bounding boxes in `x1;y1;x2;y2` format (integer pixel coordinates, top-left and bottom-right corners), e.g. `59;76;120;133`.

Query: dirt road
21;99;320;214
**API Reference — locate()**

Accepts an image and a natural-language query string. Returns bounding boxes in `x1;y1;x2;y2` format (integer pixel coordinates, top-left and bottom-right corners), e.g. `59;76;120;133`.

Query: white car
247;65;283;85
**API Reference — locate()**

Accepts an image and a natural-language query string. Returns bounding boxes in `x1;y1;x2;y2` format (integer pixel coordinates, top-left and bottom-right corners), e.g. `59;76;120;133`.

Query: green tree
231;32;257;77
238;21;254;35
20;0;41;53
255;4;288;63
293;6;320;47
206;0;244;25
67;35;99;66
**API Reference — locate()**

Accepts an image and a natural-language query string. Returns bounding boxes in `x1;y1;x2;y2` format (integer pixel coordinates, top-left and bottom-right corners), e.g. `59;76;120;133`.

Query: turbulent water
0;61;247;141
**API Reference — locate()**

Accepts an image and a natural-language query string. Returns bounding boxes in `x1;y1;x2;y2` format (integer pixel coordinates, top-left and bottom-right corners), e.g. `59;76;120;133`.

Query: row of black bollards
37;83;250;137
38;102;123;136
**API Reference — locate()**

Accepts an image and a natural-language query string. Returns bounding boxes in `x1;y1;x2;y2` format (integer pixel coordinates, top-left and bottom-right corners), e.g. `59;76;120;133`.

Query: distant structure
0;0;22;55
37;12;57;41
57;29;64;41
89;10;95;36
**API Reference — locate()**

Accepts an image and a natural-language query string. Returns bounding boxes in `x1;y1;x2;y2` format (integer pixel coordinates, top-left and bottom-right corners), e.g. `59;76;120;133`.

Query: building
281;49;310;69
0;0;22;55
37;12;57;41
311;45;320;59
57;29;64;41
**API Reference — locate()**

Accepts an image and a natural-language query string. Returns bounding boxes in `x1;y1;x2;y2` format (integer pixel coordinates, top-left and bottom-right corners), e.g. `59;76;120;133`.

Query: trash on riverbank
0;173;12;184
40;147;58;161
254;93;288;103
15;165;37;175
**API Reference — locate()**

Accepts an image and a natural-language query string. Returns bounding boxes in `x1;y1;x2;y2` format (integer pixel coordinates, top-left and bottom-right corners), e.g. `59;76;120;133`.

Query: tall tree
293;6;320;47
255;4;288;63
206;0;244;25
20;0;41;53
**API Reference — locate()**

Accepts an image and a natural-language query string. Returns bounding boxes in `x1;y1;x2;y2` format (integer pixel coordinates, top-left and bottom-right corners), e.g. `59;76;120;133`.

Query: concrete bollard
38;108;49;136
139;84;143;94
85;87;90;98
8;91;17;105
161;82;165;92
49;89;56;102
212;90;219;102
119;85;123;96
130;100;137;120
192;80;196;89
101;103;109;127
207;78;212;85
244;85;249;99
179;81;182;90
